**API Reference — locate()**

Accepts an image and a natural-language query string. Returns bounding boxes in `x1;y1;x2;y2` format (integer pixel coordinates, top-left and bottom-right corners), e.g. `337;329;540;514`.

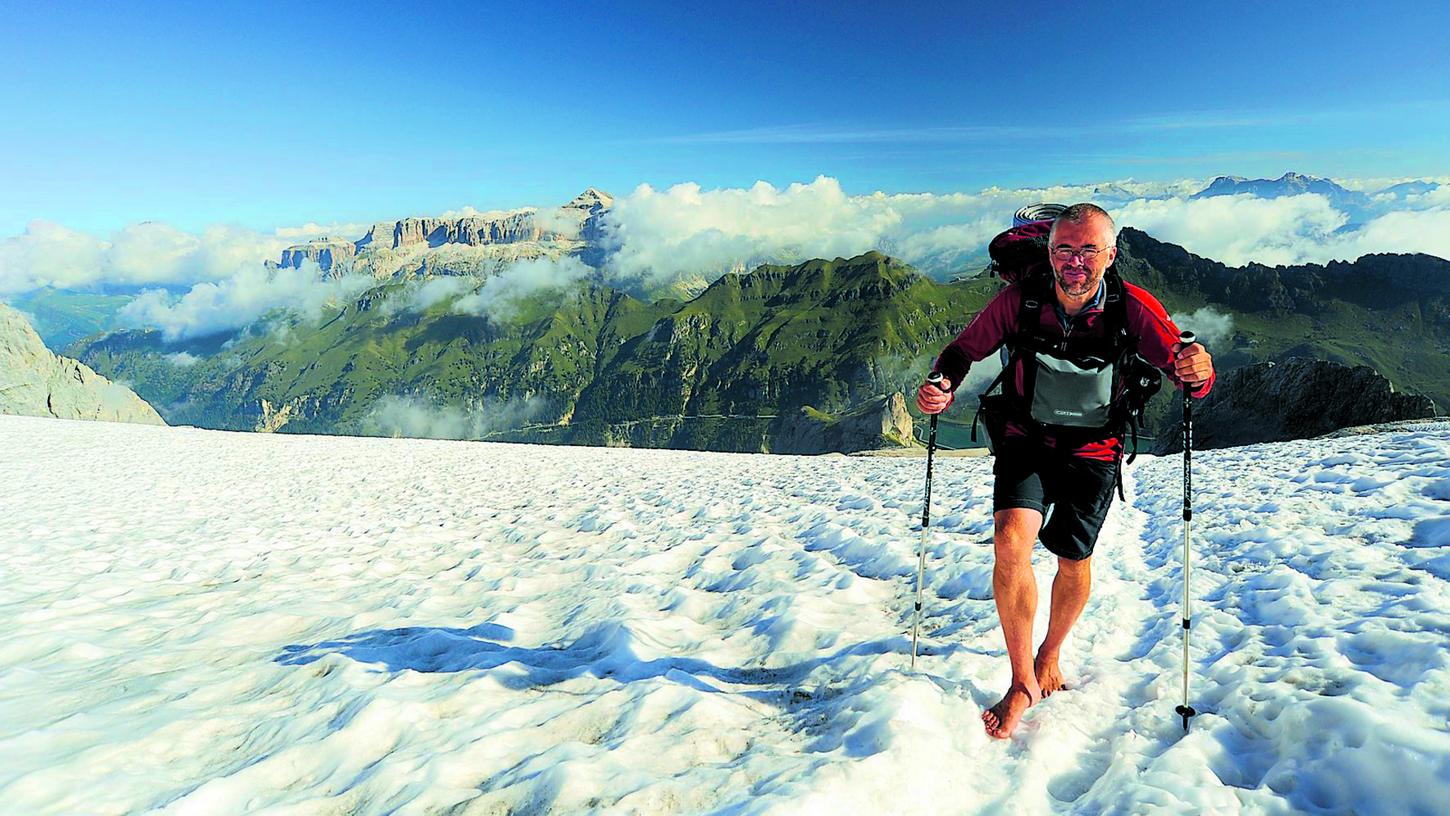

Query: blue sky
3;1;1447;235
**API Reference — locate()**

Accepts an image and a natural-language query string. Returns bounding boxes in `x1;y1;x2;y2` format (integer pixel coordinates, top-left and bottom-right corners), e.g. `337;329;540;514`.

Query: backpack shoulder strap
1011;275;1055;350
1102;267;1130;351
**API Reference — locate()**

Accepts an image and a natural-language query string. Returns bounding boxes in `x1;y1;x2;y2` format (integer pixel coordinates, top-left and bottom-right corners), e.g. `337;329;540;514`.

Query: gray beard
1055;269;1101;298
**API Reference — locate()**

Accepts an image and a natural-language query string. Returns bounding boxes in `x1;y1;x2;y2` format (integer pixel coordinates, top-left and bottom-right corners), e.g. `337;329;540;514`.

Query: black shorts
992;441;1119;561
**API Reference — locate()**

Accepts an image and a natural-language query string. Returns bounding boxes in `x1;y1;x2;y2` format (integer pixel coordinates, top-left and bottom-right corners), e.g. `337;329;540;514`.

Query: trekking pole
1175;331;1198;731
910;373;945;671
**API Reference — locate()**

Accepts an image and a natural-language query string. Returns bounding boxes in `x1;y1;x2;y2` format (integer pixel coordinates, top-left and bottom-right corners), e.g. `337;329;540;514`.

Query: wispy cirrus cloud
648;113;1294;146
646;100;1450;147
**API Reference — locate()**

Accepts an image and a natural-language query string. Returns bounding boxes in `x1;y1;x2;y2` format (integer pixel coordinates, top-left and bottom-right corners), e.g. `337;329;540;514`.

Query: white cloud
1408;186;1450;207
1333;207;1450;261
164;352;202;366
453;256;593;322
119;261;374;341
1113;192;1450;266
392;275;474;315
359;394;549;439
600;178;899;285
531;206;589;237
0;219;321;294
0;220;108;294
6;173;1448;315
1113;194;1350;266
273;221;371;241
595;176;1450;284
1169;306;1235;350
596;176;1217;286
436;206;530;220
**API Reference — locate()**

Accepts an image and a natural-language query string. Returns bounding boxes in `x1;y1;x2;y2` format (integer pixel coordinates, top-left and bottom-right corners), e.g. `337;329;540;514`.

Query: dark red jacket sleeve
1124;283;1216;397
932;286;1019;392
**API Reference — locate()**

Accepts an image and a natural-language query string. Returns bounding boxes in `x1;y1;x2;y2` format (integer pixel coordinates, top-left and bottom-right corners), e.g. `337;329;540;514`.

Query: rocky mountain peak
567;188;614;210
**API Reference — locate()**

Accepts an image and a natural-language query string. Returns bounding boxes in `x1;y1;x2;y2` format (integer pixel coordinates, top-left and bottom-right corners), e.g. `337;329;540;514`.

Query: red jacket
933;280;1216;461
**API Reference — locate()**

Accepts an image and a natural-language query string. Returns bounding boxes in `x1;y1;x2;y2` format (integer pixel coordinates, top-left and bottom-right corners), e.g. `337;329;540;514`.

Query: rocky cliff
1158;358;1437;452
770;393;916;454
353;188;612;253
279;237;358;274
358;212;543;251
0;302;165;425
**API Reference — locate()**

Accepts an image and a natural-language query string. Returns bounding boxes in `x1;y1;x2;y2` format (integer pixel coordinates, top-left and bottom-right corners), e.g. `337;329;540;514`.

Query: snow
2;414;1449;815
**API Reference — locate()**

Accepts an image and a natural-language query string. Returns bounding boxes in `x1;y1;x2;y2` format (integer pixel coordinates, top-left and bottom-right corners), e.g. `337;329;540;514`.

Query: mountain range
69;224;1450;453
12;172;1445;355
73;251;985;452
1187;172;1440;226
273;188;613;278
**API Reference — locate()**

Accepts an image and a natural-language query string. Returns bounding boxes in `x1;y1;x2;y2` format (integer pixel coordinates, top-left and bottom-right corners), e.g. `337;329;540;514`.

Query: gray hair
1049;203;1117;242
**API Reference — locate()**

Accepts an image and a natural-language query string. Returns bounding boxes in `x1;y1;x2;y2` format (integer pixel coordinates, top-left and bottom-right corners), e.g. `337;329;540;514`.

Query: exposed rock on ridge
770;392;915;454
280;237;357;273
358;211;544;250
0;302;165;425
1158;358;1437;452
353;189;613;253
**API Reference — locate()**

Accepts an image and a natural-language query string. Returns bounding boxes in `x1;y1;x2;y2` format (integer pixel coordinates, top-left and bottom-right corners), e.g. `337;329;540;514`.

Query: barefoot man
916;203;1214;738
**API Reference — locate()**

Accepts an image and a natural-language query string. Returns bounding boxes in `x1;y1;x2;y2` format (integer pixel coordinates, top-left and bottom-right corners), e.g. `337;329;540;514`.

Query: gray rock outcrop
0;302;165;425
1159;358;1437;452
279;237;358;274
361;211;545;250
770;392;915;454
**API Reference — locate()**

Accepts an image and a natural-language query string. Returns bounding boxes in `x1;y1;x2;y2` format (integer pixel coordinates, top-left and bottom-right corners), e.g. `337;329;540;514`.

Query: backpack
972;215;1162;471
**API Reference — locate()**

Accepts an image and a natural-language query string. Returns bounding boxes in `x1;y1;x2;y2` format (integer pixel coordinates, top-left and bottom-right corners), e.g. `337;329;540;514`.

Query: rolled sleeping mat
1013;203;1068;227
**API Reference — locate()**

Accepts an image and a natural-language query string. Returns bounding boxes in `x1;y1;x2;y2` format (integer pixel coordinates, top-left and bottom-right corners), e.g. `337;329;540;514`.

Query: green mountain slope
73;254;994;450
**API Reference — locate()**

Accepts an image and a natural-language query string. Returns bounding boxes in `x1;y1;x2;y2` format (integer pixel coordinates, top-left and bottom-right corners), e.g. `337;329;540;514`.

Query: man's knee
993;508;1042;562
1057;554;1092;577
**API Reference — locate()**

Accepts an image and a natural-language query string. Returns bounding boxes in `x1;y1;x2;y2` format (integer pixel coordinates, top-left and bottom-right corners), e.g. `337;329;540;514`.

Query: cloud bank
6;173;1449;344
359;394;549;439
118;262;374;341
453;256;593;322
0;220;293;295
595;175;1450;285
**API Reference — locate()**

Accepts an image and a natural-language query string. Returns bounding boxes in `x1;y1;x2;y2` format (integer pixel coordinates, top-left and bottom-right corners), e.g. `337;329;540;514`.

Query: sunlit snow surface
3;414;1449;815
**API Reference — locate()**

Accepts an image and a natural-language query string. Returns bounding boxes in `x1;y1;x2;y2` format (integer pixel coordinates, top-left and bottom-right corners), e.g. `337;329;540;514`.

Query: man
916;203;1214;739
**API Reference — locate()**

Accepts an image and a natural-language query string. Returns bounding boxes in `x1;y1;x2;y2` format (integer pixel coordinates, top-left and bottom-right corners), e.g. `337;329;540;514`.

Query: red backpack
986;204;1062;284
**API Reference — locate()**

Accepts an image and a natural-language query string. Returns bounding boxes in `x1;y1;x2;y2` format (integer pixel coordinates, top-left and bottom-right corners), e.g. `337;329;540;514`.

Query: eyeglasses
1051;246;1109;261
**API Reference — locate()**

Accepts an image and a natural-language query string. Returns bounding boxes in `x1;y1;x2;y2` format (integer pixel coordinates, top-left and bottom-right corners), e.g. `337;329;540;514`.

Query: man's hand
916;376;954;414
1172;342;1214;389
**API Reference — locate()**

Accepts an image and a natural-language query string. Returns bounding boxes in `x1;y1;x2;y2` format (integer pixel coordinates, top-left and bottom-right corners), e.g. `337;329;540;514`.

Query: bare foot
1035;651;1068;697
981;680;1040;739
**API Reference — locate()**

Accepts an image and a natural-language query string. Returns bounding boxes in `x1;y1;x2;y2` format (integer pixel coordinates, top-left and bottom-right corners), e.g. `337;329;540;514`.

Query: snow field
1;414;1448;814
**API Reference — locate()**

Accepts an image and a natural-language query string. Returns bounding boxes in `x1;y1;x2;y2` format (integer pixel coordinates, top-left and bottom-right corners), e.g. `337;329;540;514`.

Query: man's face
1049;216;1117;298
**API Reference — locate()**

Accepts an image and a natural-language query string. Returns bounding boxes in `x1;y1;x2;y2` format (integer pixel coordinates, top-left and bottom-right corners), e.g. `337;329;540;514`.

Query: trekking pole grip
1178;330;1201;399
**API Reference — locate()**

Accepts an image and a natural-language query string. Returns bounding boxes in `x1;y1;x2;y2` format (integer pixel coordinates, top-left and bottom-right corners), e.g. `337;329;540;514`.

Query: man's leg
1032;454;1116;696
982;507;1044;739
1035;555;1092;696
